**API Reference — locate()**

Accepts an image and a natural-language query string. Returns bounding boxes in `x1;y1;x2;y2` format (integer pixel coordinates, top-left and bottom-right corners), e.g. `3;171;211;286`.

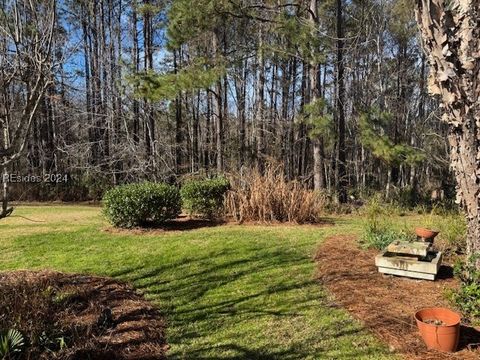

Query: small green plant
361;225;413;250
103;182;182;228
0;329;24;359
181;177;230;219
437;214;466;255
360;196;413;249
52;290;78;305
38;330;68;353
448;255;480;321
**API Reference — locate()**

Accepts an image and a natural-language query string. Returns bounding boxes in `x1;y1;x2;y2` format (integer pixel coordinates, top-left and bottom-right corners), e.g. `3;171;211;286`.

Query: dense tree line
1;0;451;203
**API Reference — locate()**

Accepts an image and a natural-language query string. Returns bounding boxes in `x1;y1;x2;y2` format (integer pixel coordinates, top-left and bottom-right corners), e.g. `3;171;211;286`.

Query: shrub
180;177;230;219
225;165;325;223
448;256;480;321
103;182;181;228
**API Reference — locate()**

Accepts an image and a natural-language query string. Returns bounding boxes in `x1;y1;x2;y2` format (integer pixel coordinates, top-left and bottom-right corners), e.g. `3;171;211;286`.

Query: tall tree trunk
192;90;201;172
309;0;326;190
255;27;265;172
132;0;140;144
174;49;184;175
415;0;480;267
143;0;155;169
235;61;247;168
205;88;212;171
212;30;223;173
89;0;104;168
336;0;347;203
1;126;12;219
288;58;297;180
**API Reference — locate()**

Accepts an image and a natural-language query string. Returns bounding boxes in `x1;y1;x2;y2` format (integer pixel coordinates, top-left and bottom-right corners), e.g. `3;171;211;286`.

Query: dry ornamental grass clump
225;165;325;224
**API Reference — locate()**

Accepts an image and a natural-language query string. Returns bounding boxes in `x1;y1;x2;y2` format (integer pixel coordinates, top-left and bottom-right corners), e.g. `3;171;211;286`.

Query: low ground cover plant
359;196;414;249
181;177;230;219
448;256;480;322
433;212;466;255
103;182;181;228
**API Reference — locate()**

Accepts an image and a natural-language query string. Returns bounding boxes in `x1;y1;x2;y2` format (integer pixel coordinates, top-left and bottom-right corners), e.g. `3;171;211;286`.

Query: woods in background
0;0;452;204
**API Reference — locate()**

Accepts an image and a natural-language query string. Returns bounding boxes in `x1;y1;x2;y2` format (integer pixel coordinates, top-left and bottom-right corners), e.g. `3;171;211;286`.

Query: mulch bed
0;271;167;360
315;235;480;360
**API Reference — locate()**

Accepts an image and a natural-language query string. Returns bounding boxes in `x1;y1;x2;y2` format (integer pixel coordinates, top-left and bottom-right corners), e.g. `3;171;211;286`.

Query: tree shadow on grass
111;244;386;360
158;217;227;231
110;216;336;234
168;339;385;360
104;217;227;235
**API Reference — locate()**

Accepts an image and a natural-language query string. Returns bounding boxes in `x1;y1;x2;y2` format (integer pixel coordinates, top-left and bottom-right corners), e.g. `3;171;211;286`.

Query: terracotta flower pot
415;307;461;352
415;227;439;241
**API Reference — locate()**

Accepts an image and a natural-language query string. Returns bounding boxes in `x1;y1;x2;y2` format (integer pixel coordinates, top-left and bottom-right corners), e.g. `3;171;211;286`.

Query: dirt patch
0;271;167;359
315;235;480;360
103;216;227;235
103;216;335;235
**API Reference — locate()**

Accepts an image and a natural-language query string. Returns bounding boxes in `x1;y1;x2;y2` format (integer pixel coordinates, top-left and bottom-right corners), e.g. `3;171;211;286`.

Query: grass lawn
0;205;397;359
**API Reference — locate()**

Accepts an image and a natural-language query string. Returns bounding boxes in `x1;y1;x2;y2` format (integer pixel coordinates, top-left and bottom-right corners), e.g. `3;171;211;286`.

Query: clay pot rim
415;227;440;234
414;307;461;327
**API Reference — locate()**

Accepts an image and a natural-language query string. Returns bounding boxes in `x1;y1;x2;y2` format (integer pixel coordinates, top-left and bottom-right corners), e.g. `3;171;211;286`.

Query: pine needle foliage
130;59;224;101
359;108;425;166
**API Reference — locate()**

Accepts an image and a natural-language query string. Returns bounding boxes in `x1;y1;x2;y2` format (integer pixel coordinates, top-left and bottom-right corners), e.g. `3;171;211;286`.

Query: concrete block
378;267;436;281
386;241;431;257
375;251;442;275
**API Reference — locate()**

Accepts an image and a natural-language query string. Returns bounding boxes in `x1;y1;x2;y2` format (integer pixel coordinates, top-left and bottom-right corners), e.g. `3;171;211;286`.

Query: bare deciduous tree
0;0;56;219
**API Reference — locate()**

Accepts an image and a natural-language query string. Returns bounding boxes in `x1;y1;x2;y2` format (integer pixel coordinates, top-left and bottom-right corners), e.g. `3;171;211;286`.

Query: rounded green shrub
181;177;230;219
103;182;181;228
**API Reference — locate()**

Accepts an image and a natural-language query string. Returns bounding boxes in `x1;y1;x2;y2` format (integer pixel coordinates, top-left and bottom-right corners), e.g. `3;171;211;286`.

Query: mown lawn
0;205;397;359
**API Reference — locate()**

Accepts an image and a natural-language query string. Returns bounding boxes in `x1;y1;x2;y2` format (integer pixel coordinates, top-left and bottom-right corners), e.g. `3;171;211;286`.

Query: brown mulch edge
0;271;167;360
315;235;480;360
103;216;335;235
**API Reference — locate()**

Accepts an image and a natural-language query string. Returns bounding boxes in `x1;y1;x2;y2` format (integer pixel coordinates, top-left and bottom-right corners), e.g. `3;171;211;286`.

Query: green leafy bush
181;177;230;219
103;182;181;228
449;256;480;321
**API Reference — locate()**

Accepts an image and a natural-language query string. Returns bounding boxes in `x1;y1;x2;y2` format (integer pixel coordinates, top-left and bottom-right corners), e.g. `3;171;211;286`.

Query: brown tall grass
225;165;325;224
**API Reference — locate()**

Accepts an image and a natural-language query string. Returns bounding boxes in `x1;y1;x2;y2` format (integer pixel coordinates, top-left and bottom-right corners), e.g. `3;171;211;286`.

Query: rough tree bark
309;0;326;191
1;129;13;219
415;0;480;267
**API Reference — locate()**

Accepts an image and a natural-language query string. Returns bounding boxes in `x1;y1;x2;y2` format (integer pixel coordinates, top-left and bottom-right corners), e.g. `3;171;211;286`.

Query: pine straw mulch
0;271;167;360
315;235;480;360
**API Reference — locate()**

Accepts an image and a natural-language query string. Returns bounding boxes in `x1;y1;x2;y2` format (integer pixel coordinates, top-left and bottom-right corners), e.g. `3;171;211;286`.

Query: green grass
0;205;396;359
